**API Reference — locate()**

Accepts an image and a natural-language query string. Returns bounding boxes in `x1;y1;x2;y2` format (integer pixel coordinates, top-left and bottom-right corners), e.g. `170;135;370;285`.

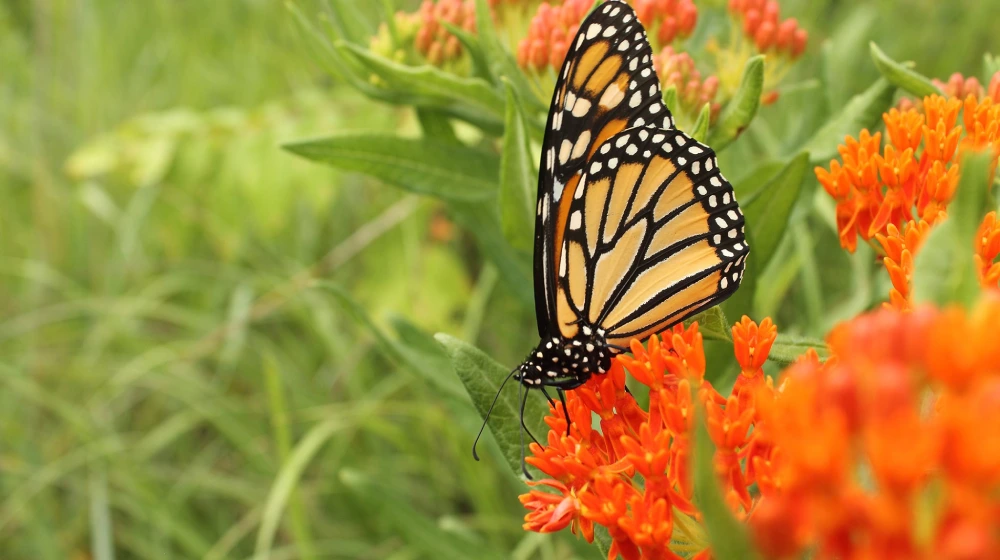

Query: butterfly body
516;325;612;389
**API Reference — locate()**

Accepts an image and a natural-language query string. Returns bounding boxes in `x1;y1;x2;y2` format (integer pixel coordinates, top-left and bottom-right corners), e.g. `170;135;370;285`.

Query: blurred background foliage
0;0;996;559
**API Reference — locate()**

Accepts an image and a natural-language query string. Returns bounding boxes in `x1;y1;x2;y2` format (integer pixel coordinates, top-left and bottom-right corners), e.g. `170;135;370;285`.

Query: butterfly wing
554;127;748;345
533;0;673;338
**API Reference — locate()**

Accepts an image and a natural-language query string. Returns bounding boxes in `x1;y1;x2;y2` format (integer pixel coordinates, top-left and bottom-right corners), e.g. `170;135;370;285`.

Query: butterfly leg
520;400;540;447
556;388;571;437
541;386;573;438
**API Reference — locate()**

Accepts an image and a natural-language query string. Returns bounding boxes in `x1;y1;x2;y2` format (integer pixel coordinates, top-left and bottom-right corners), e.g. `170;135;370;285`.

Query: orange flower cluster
933;71;1000;104
516;0;593;72
414;0;478;66
816;94;1000;309
520;318;778;560
976;211;1000;289
728;0;807;59
653;46;721;122
634;0;699;46
750;296;1000;560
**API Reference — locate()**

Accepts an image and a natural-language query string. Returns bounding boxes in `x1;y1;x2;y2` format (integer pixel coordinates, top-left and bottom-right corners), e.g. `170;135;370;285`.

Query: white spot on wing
559;139;573;164
570;211;582;230
572;98;592;117
572;130;592;160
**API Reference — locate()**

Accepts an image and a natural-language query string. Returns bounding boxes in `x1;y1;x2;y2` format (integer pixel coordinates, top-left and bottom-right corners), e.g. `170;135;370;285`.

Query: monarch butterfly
474;0;748;475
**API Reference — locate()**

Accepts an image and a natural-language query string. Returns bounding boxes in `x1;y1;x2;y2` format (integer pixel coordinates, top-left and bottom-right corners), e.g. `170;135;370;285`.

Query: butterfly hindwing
555;127;748;346
534;0;674;338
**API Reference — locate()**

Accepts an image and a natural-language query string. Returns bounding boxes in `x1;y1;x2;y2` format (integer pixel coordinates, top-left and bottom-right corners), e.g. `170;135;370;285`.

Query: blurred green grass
0;0;997;558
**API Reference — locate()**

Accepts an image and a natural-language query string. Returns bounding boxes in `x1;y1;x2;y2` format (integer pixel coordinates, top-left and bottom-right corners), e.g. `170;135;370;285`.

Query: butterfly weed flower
817;94;1000;308
975;211;1000;290
633;0;699;47
520;318;778;559
898;70;1000;110
713;0;807;104
414;0;478;67
750;296;1000;559
652;46;721;127
516;0;593;74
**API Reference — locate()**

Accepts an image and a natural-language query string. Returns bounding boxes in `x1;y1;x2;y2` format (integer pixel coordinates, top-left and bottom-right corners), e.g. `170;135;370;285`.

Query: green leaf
450;201;534;305
286;2;388;100
324;0;374;46
913;151;994;307
741;152;810;268
691;102;712;143
440;21;493;82
687;306;731;342
693;408;759;560
707;55;764;152
338;42;505;133
722;227;760;323
284;133;498;201
416;108;459;143
436;335;550;478
869;42;941;98
320;283;468;401
663;86;680;118
767;334;830;366
951;151;994;244
731;159;786;203
500;82;538;252
821;6;878;111
984;53;1000;80
593;526;613;558
801;78;895;165
339;469;505;560
472;0;545;113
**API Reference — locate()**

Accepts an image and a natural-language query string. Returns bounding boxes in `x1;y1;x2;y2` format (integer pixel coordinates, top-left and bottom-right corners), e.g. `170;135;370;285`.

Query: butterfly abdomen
518;325;613;389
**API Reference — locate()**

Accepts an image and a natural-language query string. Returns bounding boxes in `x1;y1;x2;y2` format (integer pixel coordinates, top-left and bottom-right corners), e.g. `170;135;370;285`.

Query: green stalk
263;353;316;560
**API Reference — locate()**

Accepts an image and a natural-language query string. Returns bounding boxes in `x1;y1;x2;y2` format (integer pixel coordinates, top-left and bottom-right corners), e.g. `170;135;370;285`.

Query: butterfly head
517;325;613;389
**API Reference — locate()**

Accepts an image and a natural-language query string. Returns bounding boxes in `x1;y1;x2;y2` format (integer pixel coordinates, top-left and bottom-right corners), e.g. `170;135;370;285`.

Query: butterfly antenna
472;367;518;461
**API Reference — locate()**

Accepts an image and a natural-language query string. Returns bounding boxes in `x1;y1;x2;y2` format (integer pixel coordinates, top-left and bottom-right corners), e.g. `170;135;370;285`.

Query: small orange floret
516;0;592;73
635;0;699;46
728;0;807;59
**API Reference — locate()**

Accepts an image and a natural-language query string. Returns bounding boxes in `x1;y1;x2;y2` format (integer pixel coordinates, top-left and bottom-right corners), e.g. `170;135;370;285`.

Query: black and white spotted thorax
516;324;614;389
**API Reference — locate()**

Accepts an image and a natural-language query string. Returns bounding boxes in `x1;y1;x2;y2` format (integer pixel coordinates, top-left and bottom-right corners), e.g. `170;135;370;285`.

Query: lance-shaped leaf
338;42;505;133
913;151;994;307
687;306;731;342
870;42;941;98
693;406;759;560
707;56;764;151
767;334;830;366
801;78;895;165
436;335;550;478
450;200;534;305
741;152;810;268
691;102;712;143
284;133;498;202
472;0;546;114
500;82;538;252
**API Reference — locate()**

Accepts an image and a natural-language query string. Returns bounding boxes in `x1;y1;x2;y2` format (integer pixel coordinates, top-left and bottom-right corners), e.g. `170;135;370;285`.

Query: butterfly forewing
556;127;748;347
534;0;673;338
